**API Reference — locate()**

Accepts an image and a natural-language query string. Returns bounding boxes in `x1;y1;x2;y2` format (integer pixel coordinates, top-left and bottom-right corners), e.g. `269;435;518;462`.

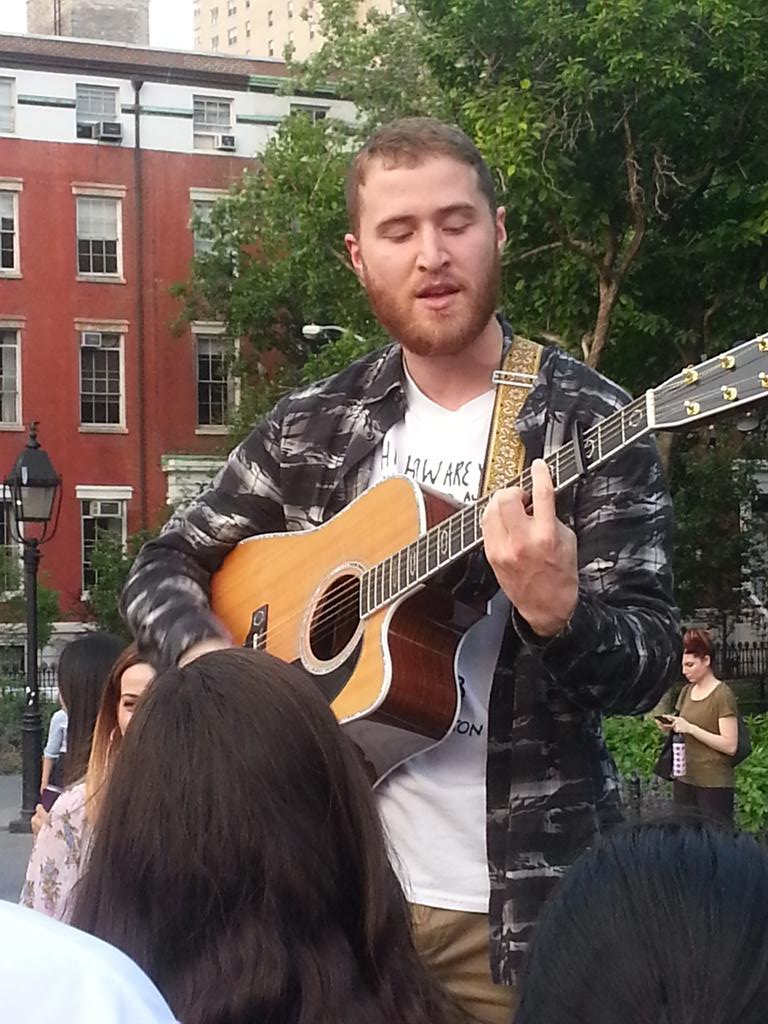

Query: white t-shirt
0;901;179;1024
370;370;510;913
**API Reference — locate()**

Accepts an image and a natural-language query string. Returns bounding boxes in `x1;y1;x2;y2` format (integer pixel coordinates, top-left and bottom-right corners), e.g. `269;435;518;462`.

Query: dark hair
346;116;498;232
57;632;127;785
72;649;457;1024
683;627;714;660
515;822;768;1024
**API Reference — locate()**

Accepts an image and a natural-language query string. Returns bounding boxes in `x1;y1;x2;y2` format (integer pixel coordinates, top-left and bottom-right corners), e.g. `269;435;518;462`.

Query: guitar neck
360;392;652;616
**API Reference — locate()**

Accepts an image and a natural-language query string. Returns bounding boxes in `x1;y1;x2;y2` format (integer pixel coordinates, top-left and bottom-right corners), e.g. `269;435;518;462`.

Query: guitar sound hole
309;575;361;662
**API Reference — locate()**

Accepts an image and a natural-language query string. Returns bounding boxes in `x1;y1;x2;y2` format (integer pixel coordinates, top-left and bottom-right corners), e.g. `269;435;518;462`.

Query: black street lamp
7;422;61;834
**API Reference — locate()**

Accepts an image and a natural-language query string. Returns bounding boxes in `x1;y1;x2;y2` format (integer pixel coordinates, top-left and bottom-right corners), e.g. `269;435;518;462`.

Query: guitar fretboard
359;393;651;616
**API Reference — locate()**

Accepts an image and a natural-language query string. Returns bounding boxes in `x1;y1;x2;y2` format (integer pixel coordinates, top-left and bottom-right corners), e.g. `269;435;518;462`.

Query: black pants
673;780;734;825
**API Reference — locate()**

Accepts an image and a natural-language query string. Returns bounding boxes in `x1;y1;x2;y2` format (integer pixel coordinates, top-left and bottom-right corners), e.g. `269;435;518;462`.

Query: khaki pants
410;904;517;1024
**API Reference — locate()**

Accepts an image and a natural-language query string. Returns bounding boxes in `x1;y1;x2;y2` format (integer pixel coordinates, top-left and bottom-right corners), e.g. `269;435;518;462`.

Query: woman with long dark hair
71;648;460;1024
21;641;153;920
515;822;768;1024
56;631;127;786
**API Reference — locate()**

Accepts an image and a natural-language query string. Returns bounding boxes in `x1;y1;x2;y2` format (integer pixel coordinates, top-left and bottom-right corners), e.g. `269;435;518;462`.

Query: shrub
603;712;768;834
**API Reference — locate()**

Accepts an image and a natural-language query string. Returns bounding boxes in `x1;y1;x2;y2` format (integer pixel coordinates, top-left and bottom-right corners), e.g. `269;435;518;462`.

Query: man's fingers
529;459;556;523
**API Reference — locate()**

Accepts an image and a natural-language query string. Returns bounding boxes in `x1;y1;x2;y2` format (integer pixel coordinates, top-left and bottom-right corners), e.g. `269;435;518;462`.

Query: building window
287;29;293;44
267;39;274;55
0;499;20;593
267;8;273;26
228;1;237;14
196;335;232;427
75;84;119;138
211;35;219;49
287;0;293;17
290;103;328;123
80;331;123;427
0;329;20;426
193;95;232;149
190;189;226;256
0;79;14;134
211;5;219;22
228;27;237;44
195;34;201;46
245;19;251;36
81;497;126;593
76;196;121;277
0;191;19;273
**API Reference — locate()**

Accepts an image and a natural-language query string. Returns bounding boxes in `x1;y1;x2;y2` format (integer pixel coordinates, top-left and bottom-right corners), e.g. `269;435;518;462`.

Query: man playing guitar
122;117;681;1021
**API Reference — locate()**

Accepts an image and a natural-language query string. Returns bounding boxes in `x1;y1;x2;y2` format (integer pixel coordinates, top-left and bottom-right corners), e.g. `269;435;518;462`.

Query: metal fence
715;642;768;681
0;666;59;701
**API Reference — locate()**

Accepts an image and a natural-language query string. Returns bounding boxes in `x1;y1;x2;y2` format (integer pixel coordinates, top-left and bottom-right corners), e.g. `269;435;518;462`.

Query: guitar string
252;374;766;653
243;357;768;650
246;369;768;651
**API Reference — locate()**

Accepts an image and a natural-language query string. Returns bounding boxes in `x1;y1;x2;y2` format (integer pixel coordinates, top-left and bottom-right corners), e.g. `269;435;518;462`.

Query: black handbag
732;715;752;766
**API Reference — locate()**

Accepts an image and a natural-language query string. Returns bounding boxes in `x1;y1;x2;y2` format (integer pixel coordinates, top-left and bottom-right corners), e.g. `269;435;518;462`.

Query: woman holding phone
657;628;738;824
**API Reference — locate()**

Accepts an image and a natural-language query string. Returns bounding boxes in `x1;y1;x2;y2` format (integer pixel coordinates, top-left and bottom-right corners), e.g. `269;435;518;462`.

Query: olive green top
679;682;738;789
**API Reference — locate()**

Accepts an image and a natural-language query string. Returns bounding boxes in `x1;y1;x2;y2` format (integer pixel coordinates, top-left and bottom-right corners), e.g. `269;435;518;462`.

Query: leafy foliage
669;426;768;624
86;529;158;640
604;710;768;834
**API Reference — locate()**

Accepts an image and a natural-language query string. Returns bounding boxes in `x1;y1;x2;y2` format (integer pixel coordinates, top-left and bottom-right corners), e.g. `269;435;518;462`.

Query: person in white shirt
0;901;178;1024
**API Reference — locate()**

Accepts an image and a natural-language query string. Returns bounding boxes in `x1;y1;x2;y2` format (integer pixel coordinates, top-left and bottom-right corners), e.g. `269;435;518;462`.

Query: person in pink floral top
21;648;154;921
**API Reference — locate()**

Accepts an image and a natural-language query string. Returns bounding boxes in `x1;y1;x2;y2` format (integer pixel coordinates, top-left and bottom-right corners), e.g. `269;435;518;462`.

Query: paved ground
0;775;33;903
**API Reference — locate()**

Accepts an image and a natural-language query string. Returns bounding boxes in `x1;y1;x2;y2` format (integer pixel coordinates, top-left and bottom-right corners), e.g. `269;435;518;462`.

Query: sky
0;0;194;49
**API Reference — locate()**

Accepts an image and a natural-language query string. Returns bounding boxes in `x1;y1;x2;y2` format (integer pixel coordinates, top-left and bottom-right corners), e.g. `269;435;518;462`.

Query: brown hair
85;642;145;823
72;648;459;1024
683;628;714;661
345;116;498;233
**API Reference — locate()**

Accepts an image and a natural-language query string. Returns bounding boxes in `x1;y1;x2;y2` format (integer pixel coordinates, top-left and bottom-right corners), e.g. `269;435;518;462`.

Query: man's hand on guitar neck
482;458;579;639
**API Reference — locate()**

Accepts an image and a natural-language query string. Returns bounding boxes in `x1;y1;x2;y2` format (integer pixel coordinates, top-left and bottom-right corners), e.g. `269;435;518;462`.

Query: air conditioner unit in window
215;134;236;152
82;332;103;347
89;500;120;517
98;121;123;141
77;121;98;139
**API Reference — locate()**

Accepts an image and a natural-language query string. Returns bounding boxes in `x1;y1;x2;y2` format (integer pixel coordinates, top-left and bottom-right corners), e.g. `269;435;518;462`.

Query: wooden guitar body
210;476;483;783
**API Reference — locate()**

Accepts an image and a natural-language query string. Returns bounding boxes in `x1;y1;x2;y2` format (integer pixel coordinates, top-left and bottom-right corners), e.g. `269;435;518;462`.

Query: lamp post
7;423;61;834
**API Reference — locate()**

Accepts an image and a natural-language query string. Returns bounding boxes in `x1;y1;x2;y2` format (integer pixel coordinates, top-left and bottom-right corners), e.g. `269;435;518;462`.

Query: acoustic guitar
211;334;768;783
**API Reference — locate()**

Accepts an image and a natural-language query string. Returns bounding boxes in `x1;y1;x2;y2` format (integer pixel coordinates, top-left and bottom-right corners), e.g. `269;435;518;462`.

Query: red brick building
0;32;352;653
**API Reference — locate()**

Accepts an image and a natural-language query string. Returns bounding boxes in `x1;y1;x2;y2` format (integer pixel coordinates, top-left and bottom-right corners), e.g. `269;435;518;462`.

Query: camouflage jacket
122;327;681;983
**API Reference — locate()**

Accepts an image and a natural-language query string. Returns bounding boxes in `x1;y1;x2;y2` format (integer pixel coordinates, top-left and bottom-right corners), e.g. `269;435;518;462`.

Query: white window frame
192;322;238;434
0;486;22;597
76;318;128;432
73;184;125;282
76;485;132;598
290;103;329;124
228;26;238;44
0;78;15;135
211;5;219;22
0;321;22;430
75;83;119;139
0;179;22;278
193;95;234;150
189;187;227;256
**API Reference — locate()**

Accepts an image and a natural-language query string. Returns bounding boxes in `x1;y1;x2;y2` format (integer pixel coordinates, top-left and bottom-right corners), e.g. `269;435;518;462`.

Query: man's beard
361;247;502;358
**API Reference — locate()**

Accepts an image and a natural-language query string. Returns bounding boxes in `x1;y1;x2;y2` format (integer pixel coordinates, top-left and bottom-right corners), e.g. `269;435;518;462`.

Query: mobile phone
654;715;673;724
39;786;62;813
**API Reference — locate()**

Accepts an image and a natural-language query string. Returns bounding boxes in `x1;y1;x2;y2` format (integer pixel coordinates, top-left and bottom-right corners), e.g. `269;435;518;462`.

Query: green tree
86;529;157;639
670;425;768;630
409;0;768;375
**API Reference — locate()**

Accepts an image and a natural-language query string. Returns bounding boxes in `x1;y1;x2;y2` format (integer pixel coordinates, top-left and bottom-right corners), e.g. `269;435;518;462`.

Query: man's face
345;155;506;357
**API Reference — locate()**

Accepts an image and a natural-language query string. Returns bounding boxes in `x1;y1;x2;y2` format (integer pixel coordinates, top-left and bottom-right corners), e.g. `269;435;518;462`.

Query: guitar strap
480;335;544;496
